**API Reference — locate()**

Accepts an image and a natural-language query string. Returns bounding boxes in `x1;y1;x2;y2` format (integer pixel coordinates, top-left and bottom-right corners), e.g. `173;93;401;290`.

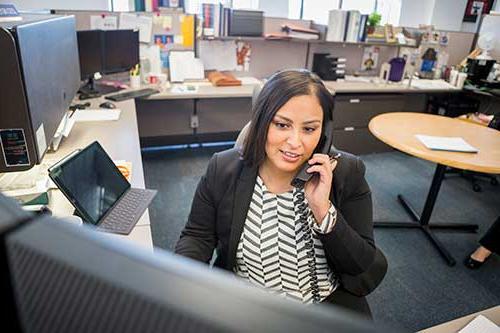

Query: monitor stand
78;77;123;100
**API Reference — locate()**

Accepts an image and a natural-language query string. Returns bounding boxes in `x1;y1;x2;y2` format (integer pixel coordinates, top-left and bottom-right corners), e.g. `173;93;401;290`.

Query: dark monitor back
77;30;103;80
103;30;139;74
0;194;400;333
0;15;80;172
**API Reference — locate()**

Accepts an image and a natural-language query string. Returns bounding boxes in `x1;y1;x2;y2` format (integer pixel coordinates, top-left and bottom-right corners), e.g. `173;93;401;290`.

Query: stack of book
326;10;368;43
365;26;386;43
135;0;184;12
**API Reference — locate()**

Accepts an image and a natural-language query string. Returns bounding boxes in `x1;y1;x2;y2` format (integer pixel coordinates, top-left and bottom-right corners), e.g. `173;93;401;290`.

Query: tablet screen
49;142;130;224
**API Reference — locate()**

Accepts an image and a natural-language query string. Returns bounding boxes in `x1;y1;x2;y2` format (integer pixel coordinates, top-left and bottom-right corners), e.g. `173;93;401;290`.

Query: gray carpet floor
142;145;500;332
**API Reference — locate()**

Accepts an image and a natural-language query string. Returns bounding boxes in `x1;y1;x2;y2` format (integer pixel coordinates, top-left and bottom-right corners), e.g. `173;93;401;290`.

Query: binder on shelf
228;9;263;37
358;14;368;42
345;10;361;42
326;10;347;42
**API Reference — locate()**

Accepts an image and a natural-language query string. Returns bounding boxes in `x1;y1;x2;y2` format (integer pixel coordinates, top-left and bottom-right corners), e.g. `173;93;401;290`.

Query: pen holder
130;75;141;89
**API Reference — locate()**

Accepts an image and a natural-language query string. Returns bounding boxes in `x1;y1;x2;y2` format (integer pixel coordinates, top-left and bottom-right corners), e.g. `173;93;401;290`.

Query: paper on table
415;134;479;153
458;315;500;333
119;13;152;43
407;79;457;90
72;109;121;122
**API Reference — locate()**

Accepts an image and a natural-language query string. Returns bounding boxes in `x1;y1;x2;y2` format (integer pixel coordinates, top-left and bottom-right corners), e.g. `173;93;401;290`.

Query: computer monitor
77;30;103;80
103;30;140;75
0;193;400;333
0;15;80;173
77;29;139;97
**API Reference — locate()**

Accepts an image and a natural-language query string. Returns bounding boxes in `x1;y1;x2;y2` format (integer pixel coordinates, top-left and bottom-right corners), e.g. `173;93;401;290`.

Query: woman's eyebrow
274;115;292;122
303;120;321;125
274;115;321;125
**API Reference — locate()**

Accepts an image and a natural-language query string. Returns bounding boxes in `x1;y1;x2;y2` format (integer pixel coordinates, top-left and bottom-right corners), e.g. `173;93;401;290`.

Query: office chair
235;83;263;149
445;113;500;192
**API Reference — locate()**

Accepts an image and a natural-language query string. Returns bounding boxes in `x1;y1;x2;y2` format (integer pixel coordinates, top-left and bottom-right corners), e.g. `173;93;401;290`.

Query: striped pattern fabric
234;176;338;304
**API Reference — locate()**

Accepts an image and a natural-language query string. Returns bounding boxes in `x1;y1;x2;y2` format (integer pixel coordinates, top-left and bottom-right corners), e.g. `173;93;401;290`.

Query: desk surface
420;305;500;333
368;112;500;174
45;98;153;249
148;77;261;99
324;78;460;94
142;76;458;100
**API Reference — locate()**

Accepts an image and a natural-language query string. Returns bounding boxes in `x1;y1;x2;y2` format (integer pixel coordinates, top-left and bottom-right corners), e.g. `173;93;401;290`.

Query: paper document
407;79;457;90
90;15;117;30
170;84;199;94
415;134;479;153
119;13;152;43
169;51;204;82
72;109;121;122
458;315;500;333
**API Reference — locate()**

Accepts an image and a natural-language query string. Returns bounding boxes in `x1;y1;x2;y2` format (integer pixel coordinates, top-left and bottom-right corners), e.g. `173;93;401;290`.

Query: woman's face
263;94;323;176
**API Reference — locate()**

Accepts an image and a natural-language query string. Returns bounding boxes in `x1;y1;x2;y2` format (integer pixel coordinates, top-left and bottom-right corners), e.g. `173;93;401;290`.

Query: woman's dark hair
241;69;334;167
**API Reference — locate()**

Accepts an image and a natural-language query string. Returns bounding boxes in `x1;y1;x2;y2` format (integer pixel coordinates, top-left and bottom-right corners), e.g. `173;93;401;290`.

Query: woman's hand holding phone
304;153;340;224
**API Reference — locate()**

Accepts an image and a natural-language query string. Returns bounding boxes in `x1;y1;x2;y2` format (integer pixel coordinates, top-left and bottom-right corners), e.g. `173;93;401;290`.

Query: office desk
45;98;153;250
324;78;459;94
419;305;500;333
369;112;500;266
323;79;461;155
136;78;261;147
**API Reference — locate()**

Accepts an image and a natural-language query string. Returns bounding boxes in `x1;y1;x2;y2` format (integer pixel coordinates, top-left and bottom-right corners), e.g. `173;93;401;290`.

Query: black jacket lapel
227;163;257;270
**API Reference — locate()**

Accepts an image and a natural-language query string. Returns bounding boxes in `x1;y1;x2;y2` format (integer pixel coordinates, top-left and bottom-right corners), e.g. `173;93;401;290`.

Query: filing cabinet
332;93;428;154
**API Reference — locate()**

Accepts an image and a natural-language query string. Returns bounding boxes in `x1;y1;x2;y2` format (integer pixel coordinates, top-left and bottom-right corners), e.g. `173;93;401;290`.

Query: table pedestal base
375;164;478;267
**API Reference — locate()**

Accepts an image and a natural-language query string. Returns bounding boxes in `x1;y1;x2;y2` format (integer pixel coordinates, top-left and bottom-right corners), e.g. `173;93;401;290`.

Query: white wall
431;0;467;30
0;0;111;11
399;0;434;28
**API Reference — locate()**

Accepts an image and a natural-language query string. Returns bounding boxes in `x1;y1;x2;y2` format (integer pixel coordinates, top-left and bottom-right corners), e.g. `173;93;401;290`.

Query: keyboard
97;188;157;235
105;88;160;102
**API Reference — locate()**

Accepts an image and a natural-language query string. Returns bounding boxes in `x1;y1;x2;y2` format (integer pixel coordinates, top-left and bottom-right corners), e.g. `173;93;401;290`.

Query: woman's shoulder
207;147;246;179
334;151;366;180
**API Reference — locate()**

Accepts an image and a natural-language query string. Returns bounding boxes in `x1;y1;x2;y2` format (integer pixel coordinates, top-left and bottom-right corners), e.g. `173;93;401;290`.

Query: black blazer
175;148;387;296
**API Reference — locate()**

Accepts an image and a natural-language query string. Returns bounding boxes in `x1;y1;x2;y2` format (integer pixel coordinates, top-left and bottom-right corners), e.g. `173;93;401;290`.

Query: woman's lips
279;150;302;163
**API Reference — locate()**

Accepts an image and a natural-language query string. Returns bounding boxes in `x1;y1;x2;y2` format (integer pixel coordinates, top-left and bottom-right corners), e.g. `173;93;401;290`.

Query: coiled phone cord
294;188;321;303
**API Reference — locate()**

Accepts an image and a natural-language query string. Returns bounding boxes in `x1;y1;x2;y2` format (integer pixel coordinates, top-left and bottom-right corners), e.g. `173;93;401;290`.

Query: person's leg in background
465;216;500;269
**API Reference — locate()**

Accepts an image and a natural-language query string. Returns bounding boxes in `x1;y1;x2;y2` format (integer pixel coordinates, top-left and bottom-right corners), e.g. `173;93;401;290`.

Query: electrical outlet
190;115;199;129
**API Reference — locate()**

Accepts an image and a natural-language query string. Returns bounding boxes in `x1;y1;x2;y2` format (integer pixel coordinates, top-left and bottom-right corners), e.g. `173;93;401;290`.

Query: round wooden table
369;112;500;266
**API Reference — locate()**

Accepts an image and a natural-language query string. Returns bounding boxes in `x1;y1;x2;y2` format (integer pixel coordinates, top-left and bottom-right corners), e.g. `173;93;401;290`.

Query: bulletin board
51;9;195;49
51;9;196;72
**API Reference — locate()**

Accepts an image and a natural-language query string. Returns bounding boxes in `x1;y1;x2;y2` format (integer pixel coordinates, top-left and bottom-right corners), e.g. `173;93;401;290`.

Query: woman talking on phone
175;69;387;317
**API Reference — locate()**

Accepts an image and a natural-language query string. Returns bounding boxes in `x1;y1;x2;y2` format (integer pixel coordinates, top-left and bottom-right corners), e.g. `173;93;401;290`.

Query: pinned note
90;15;117;30
119;13;153;43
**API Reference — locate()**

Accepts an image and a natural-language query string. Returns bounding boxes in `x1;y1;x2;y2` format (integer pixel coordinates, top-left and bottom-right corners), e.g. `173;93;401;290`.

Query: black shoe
464;255;487;269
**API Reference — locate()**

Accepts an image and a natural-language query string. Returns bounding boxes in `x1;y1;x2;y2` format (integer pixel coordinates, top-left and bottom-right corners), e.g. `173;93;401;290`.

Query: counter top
44;98;153;250
324;77;460;94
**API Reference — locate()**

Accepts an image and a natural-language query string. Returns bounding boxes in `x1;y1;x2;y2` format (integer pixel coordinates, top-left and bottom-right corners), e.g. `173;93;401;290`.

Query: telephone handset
291;120;336;189
290;119;338;303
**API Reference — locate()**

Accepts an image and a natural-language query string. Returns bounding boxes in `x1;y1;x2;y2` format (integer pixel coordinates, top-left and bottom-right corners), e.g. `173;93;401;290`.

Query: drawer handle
344;127;355;131
349;99;360;103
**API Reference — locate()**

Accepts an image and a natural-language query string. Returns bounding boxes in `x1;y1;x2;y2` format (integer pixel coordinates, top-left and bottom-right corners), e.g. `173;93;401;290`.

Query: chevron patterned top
234;176;339;304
